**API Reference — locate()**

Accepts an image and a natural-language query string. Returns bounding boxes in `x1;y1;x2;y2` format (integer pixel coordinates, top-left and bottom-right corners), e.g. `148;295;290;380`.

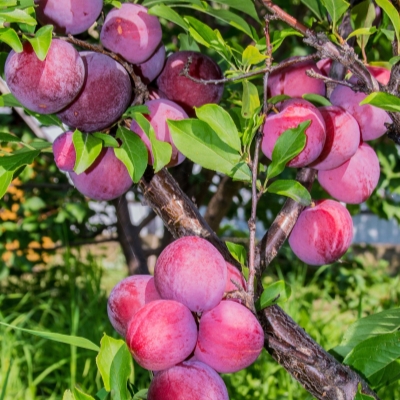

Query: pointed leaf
0;321;100;351
350;0;376;51
226;241;247;266
114;126;148;183
267;179;312;206
0;148;40;170
302;93;332;107
210;0;260;22
0;27;22;52
0;166;13;199
72;130;103;174
63;390;75;400
242;79;260;119
24;25;52;61
178;33;200;51
355;384;376;399
376;0;400;53
368;359;400;389
169;119;251;181
0;132;20;143
347;26;377;40
334;308;400;358
300;0;324;20
344;331;400;380
73;388;95;400
0;93;22;107
92;133;119;148
267;120;309;179
0;8;37;25
255;280;292;310
109;343;132;400
320;0;350;31
242;45;267;67
133;389;148;399
360;91;400;112
149;4;189;30
195;104;241;152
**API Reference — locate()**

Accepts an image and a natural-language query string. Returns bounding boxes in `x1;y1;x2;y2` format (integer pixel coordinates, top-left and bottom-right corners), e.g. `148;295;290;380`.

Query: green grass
0;244;399;399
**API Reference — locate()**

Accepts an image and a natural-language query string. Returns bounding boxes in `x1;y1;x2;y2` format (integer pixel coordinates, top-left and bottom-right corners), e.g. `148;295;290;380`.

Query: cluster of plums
5;1;224;201
265;58;386;265
107;236;264;399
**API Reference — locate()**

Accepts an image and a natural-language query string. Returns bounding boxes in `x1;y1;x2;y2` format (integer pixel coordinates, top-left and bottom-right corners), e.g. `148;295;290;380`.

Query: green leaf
360;91;400;112
96;334;129;392
133;389;148;399
72;130;103;175
354;383;376;399
0;8;37;25
344;331;400;381
302;93;332;107
242;45;267;68
95;388;109;400
0;166;13;199
368;359;400;389
24;25;52;61
0;27;22;52
347;26;377;40
143;0;204;7
271;28;303;52
24;110;64;127
109;343;132;400
131;113;172;173
376;0;400;53
195;104;241;152
28;140;52;151
123;105;150;118
73;388;95;400
350;0;376;51
320;0;350;31
267;179;312;206
334;308;400;358
255;280;292;310
226;241;247;266
92;133;120;148
0;93;22;107
242;80;260;119
63;390;75;400
210;0;260;22
149;4;189;30
114;126;148;183
0;132;20;143
0;321;100;351
169;119;251;181
267;121;309;179
300;0;324;20
178;33;200;51
0;148;40;171
268;94;291;105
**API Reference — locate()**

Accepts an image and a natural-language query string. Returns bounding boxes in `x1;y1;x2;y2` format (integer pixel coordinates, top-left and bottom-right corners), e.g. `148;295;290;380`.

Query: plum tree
147;361;229;400
130;99;188;167
57;51;132;132
133;43;166;85
267;57;326;98
310;106;360;170
107;275;161;337
68;147;133;201
195;300;264;373
318;142;380;204
154;236;227;312
100;3;162;64
52;131;75;172
288;199;353;265
126;299;198;371
5;40;85;114
34;0;103;35
156;51;224;115
262;98;326;167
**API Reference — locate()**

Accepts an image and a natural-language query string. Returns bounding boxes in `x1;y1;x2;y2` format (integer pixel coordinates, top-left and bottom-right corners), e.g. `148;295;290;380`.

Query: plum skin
58;51;132;133
156;51;224;116
126;299;198;371
195;300;264;373
107;275;161;337
34;0;103;35
318;143;380;205
100;4;162;65
133;43;166;85
289;199;353;265
310;106;360;171
53;131;76;172
262;98;326;168
154;236;227;313
5;40;85;114
147;361;229;400
68;147;132;201
130;99;188;167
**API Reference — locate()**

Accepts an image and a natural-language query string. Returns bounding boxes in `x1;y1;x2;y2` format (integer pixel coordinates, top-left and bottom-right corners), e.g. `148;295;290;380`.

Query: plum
130;99;187;167
34;0;103;35
318;142;380;204
126;299;198;371
330;66;392;141
133;43;166;85
310;106;360;170
100;4;162;64
195;300;264;373
267;57;326;98
156;51;224;116
154;236;227;313
288;199;353;266
107;275;161;337
225;262;247;293
262;98;326;167
147;361;229;400
57;51;132;132
68;147;132;201
5;40;85;114
53;131;76;172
